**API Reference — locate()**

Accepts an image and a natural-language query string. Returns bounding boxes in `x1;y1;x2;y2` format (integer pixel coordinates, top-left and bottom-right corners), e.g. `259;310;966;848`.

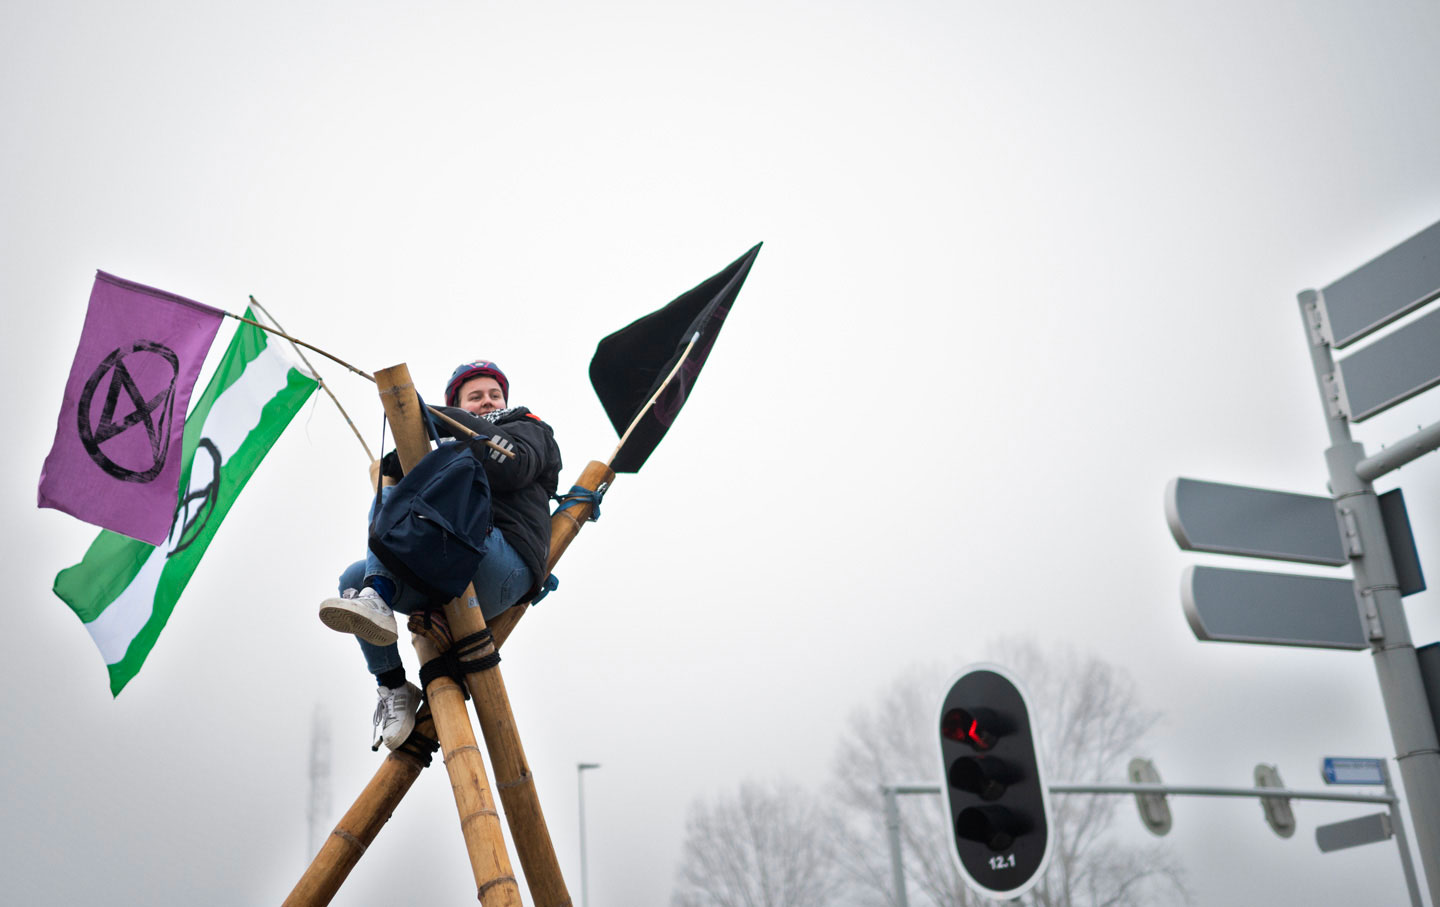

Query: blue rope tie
530;573;560;606
553;485;604;522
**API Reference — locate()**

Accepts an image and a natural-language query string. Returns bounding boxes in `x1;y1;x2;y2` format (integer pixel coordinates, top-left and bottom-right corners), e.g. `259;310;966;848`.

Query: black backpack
368;440;494;602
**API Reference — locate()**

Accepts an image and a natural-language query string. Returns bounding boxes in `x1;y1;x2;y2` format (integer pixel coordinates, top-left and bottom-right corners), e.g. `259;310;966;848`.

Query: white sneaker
319;587;399;646
373;682;421;750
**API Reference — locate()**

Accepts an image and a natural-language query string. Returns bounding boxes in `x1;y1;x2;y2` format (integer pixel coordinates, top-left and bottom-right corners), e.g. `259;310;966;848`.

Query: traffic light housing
1254;763;1296;838
937;664;1052;900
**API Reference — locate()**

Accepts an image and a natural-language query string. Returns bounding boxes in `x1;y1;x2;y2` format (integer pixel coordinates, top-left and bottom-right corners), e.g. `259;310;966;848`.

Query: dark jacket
439;406;562;601
379;405;561;601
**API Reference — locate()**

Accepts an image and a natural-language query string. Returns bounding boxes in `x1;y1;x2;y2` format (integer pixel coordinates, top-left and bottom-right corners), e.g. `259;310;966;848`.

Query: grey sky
4;1;1440;905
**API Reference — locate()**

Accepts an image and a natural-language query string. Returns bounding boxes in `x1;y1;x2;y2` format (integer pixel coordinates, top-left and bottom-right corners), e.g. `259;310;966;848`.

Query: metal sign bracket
1304;292;1334;346
1359;588;1386;642
1337;506;1364;557
1323;370;1349;420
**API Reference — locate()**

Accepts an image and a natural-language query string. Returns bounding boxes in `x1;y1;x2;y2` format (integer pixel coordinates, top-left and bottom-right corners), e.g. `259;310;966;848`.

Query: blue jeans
339;488;532;678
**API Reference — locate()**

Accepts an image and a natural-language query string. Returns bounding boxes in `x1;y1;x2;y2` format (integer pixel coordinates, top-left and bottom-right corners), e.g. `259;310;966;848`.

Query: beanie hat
445;360;509;406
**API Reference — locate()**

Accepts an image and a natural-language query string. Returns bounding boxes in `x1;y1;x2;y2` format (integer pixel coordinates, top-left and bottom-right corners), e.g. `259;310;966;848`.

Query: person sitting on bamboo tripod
319;360;562;750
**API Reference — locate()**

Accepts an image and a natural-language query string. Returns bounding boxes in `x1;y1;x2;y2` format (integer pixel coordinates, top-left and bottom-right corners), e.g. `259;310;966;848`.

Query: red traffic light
941;708;998;751
937;665;1052;900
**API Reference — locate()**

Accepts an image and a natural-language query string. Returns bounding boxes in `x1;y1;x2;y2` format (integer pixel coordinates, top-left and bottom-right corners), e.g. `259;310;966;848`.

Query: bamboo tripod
285;364;614;906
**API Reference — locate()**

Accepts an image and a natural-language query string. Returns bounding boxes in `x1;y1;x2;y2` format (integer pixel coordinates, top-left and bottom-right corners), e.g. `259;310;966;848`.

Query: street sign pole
1314;758;1422;907
1380;760;1424;907
1300;291;1440;903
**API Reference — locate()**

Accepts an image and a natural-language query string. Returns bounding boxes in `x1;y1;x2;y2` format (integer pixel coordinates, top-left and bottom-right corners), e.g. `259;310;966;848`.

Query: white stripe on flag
82;343;299;665
85;547;166;663
205;342;297;461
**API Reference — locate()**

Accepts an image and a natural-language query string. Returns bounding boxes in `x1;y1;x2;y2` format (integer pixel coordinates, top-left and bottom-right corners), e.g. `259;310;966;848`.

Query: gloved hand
379;449;404;480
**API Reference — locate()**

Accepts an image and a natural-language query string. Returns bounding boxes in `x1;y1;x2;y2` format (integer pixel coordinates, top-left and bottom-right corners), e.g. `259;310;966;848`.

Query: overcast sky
4;2;1440;905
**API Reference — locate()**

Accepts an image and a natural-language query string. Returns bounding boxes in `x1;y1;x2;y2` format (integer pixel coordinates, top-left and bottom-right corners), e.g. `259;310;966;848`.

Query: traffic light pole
881;784;940;907
1299;292;1440;903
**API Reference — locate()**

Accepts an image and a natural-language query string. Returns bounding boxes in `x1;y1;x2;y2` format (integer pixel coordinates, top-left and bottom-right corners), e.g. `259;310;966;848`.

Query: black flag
590;242;761;473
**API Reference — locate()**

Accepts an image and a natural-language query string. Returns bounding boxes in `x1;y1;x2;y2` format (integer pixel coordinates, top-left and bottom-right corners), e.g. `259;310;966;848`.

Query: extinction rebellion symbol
168;438;220;558
77;340;180;483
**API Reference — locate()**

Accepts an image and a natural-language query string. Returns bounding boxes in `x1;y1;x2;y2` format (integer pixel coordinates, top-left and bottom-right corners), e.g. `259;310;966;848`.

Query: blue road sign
1322;757;1387;786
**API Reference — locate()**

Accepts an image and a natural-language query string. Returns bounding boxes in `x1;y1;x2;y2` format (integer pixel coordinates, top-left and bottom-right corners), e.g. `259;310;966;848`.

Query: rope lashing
417;627;502;692
394;715;440;768
553;484;605;522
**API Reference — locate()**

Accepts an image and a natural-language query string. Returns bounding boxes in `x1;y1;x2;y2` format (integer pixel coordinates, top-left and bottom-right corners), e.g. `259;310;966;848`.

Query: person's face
457;376;506;415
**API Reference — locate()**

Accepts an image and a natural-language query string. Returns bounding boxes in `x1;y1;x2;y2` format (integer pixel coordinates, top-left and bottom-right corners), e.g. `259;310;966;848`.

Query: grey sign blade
1319;218;1440;348
1316;812;1391;852
1166;478;1346;566
1335;303;1440;421
1182;566;1367;650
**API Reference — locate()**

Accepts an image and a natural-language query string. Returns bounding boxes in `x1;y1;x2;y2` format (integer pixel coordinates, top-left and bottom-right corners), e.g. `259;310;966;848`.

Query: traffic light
937;664;1052;900
1128;757;1172;836
1254;763;1296;838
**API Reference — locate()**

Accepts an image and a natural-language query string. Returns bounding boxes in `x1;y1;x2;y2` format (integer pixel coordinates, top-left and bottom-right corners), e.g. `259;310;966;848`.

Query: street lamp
577;762;601;907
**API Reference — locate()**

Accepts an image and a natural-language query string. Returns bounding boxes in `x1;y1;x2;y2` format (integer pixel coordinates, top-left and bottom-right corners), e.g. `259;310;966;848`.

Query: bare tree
829;662;979;907
829;641;1188;907
672;779;847;907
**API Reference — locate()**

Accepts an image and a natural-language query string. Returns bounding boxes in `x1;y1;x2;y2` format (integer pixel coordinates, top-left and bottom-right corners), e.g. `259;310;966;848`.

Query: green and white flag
55;311;319;695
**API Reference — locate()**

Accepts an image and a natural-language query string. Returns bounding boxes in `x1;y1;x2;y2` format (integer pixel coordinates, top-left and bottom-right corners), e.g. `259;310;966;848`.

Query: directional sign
1182;566;1367;650
1166;478;1346;566
1335;304;1440;421
1322;757;1387;786
1316;812;1392;853
1318;218;1440;348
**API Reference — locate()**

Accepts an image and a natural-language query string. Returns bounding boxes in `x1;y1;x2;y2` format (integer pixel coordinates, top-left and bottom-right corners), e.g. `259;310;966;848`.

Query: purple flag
39;271;224;544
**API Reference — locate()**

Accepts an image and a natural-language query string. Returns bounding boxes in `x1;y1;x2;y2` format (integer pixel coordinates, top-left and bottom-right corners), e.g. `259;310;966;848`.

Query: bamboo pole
377;364;523;907
461;649;567;906
377;364;571;907
413;629;521;906
283;705;440;906
488;459;614;649
289;365;603;905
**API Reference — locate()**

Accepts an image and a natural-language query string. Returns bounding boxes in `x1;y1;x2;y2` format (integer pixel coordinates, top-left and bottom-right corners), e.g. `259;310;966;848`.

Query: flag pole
226;307;517;462
221;310;374;381
605;332;699;467
247;297;374;462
